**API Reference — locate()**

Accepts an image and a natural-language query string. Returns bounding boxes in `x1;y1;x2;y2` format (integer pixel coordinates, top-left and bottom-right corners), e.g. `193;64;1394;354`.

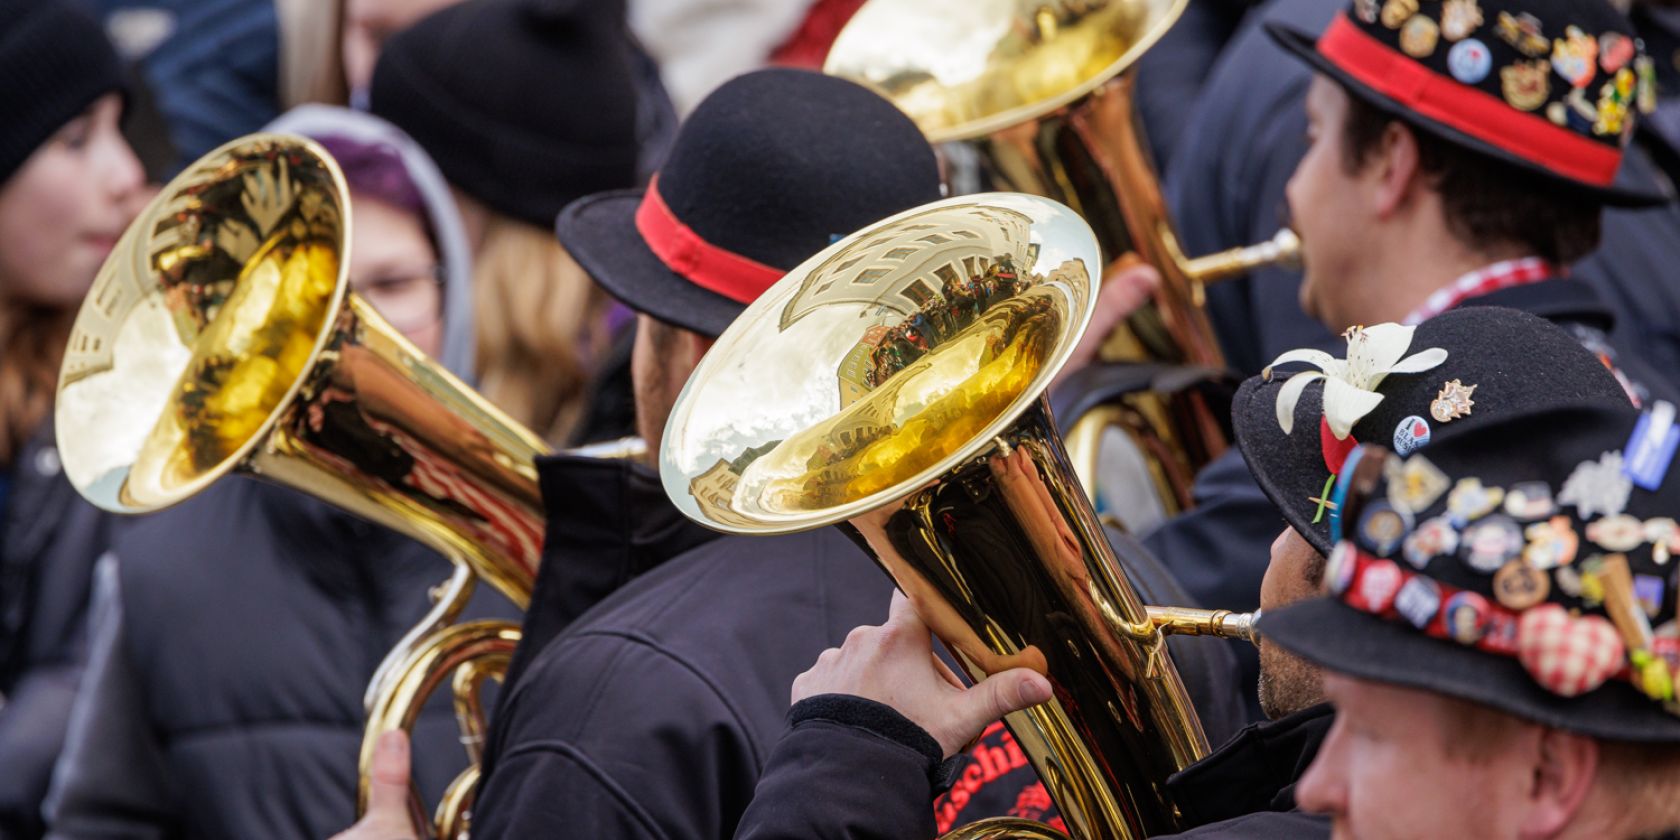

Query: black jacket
471;456;1247;839
1133;0;1261;172
44;479;516;840
472;525;902;840
731;697;1331;839
0;427;114;839
1163;704;1331;838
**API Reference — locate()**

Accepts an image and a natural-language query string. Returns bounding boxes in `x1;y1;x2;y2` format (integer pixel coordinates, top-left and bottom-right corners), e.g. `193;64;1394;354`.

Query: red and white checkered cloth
1403;257;1557;325
1517;604;1625;697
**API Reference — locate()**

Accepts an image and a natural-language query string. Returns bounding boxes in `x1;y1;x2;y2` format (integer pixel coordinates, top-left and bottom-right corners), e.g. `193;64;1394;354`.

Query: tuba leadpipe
1146;605;1260;644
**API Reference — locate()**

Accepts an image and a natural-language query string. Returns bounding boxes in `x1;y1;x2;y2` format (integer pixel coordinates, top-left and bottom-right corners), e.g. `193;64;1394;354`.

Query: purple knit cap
313;134;429;225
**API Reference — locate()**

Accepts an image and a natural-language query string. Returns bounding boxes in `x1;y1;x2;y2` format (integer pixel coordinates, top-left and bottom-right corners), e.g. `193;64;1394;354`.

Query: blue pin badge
1624;401;1679;491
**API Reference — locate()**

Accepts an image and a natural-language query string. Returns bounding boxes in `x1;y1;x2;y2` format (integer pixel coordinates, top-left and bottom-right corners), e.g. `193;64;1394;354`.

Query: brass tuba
53;135;579;838
661;194;1254;840
824;0;1299;529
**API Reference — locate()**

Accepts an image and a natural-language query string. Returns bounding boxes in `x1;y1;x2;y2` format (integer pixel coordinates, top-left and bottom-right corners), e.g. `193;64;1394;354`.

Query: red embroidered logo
934;723;1062;833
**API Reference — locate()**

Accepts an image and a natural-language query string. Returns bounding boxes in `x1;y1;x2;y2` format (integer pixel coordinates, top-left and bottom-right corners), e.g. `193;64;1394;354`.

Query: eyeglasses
352;265;444;333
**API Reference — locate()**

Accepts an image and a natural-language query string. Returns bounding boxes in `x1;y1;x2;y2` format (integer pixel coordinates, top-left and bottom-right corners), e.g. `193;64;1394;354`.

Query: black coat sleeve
735;696;941;840
1164;0;1339;376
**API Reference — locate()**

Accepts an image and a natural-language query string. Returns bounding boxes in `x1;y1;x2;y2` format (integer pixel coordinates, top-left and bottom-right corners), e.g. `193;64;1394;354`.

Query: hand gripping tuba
52;135;599;838
661;194;1256;840
825;0;1299;529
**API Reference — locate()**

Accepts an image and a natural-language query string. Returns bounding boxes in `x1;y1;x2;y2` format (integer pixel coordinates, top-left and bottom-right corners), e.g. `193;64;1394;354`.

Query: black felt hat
1262;402;1680;743
1233;307;1632;557
1267;0;1668;206
555;68;942;338
368;0;642;228
0;0;123;187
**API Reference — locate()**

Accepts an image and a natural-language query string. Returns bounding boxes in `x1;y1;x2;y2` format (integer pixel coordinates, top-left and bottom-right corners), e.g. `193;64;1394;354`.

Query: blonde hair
472;213;610;443
275;0;348;108
1596;740;1680;835
0;303;71;466
1439;694;1680;834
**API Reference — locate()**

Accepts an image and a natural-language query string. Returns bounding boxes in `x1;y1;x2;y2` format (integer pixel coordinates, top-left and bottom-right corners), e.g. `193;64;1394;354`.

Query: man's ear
1371;121;1423;218
1519;727;1598;839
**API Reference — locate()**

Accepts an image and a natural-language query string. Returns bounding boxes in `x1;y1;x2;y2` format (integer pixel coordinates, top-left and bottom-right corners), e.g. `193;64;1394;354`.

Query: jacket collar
1451;275;1617;334
1165;703;1334;828
501;453;720;693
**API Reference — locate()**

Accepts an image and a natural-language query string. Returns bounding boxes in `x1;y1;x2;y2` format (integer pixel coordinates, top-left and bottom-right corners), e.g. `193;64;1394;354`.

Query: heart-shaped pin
1517;604;1624;697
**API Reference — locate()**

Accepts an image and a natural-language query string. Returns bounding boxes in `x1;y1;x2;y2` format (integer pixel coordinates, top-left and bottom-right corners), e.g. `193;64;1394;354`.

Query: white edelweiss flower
1265;323;1449;440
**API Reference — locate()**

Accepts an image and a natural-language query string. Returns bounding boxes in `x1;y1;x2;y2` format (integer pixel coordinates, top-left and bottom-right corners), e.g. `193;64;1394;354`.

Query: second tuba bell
661;193;1257;840
825;0;1300;529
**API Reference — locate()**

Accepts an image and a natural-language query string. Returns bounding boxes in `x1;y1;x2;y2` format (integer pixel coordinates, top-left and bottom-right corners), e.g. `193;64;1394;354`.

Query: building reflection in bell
690;440;780;529
664;193;1098;534
781;205;1035;327
743;266;1080;512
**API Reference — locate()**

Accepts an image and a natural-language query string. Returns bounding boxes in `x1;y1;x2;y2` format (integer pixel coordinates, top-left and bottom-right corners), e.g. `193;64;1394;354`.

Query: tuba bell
824;0;1299;530
661;193;1256;840
53;134;607;838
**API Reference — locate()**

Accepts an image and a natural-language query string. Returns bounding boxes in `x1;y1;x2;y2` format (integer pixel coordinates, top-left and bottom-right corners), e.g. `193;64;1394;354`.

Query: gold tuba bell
53;134;591;838
824;0;1299;529
661;193;1256;840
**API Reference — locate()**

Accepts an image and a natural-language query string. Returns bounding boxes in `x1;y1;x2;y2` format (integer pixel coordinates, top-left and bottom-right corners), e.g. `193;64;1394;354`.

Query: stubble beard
1257;639;1326;720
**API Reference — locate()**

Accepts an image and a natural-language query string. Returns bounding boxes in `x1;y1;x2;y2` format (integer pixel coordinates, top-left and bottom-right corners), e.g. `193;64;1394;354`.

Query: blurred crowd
4;0;1680;838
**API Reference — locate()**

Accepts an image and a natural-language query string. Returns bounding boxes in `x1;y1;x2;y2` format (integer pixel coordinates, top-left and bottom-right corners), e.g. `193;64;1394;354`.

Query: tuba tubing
826;0;1304;529
662;193;1261;840
52;134;637;838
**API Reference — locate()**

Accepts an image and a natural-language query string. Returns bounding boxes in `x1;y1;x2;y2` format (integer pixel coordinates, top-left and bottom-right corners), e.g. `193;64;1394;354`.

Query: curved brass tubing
434;760;481;840
359;620;520;830
943;817;1077;840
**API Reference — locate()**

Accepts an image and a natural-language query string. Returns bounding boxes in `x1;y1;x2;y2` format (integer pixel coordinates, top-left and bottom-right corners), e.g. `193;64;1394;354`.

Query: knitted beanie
0;0;123;186
368;0;642;228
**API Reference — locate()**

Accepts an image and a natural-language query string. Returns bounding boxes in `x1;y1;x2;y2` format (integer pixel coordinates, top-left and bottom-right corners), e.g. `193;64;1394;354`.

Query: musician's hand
792;591;1053;758
1057;257;1160;385
328;731;417;840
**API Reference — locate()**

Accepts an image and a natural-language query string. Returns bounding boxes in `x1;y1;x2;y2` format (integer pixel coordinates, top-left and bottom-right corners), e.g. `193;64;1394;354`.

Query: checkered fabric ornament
1516;604;1625;697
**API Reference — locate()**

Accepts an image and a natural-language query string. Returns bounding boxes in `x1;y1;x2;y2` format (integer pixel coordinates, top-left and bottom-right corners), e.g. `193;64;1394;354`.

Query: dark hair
1339;96;1602;265
0;305;70;466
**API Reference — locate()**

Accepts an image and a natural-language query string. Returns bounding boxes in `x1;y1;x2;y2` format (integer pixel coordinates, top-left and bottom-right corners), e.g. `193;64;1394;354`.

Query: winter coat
467;456;1246;839
0;427;114;839
44;105;503;840
729;697;1332;839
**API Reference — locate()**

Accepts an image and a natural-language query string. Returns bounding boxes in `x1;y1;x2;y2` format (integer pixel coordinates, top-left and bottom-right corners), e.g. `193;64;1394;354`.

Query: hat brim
1232;374;1339;557
556;189;748;337
1265;22;1671;209
1261;597;1680;743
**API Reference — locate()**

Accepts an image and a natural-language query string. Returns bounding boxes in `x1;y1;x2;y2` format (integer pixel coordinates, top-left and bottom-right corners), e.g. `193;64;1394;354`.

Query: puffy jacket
0;426;115;839
46;481;514;840
44;105;509;840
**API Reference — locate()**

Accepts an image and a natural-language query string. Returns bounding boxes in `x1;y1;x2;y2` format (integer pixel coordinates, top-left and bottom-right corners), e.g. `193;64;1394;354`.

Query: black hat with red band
1267;0;1667;206
556;68;942;338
